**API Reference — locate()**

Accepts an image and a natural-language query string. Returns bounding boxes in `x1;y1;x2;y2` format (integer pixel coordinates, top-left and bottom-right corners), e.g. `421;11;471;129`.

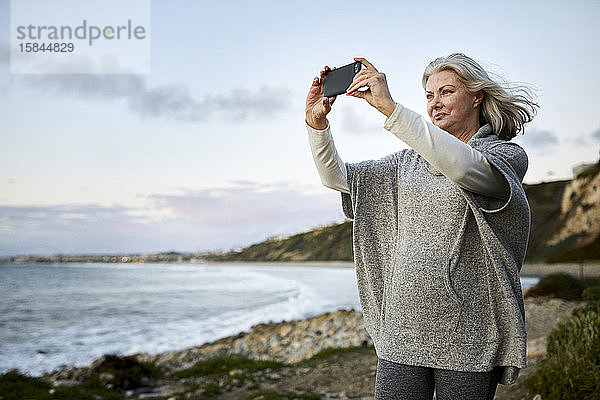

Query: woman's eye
426;94;433;100
443;90;452;95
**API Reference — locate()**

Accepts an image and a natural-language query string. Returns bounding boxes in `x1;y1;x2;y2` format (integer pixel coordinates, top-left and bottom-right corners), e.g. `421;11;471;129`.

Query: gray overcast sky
0;0;599;256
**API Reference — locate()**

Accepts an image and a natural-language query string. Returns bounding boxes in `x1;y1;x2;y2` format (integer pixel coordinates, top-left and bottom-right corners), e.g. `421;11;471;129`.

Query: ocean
0;262;539;376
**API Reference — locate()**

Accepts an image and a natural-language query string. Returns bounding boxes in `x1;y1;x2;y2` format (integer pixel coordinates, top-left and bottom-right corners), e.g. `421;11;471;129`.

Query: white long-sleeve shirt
306;103;509;199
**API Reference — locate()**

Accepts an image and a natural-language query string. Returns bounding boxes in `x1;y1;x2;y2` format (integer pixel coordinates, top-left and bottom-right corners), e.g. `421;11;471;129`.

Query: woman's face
425;69;481;136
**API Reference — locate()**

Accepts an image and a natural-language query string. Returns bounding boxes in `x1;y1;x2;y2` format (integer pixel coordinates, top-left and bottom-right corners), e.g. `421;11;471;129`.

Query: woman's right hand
305;66;336;130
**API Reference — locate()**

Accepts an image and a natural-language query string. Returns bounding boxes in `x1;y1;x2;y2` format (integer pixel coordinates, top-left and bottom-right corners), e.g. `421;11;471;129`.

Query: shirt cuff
305;121;330;135
383;103;404;130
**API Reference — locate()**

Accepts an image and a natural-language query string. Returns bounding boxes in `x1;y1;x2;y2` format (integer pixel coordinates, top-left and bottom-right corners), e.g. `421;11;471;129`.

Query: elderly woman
305;54;538;400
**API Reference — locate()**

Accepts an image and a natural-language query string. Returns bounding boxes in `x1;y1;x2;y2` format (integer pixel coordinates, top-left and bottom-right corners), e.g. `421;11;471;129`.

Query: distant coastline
205;260;600;278
2;256;599;278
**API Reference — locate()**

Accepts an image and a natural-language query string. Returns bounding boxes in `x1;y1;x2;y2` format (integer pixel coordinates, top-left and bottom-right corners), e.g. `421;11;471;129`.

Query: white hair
422;53;538;140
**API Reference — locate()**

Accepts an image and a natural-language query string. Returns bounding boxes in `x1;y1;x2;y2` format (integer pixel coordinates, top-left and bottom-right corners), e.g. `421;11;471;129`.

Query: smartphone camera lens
355;64;360;73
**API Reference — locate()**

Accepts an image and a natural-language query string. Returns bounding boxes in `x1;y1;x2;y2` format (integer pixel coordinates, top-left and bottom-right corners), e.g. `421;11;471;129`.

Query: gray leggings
375;358;503;400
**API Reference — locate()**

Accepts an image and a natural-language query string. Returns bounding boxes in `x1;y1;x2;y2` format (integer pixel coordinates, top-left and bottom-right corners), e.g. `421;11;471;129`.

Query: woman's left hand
346;57;397;117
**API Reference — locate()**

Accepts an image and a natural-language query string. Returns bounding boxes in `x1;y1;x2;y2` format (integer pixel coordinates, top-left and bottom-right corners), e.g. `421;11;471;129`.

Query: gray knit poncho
341;124;530;385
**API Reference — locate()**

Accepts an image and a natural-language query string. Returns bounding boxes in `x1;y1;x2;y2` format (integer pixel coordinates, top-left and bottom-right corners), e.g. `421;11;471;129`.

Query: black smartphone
323;61;362;97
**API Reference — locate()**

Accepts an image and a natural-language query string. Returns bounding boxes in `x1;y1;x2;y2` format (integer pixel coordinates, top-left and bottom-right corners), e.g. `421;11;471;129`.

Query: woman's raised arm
306;122;350;194
305;66;350;193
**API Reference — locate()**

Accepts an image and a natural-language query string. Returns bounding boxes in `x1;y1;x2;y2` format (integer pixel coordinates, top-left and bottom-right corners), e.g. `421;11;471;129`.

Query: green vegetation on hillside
206;221;353;262
1;346;376;400
524;270;600;399
525;273;600;300
244;390;321;400
0;369;125;400
0;354;163;400
525;301;600;400
575;162;600;179
174;356;286;379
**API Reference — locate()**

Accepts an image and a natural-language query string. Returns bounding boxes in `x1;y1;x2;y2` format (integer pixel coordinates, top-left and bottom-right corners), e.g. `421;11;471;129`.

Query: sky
0;0;599;256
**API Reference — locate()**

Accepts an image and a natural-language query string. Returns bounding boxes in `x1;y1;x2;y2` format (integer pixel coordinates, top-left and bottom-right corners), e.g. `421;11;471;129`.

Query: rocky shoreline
41;297;585;400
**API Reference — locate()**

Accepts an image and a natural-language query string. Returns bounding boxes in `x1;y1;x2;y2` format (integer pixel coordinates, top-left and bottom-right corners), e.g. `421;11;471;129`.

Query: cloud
148;181;342;229
1;41;290;122
0;204;149;256
0;182;346;256
567;126;600;148
513;128;560;154
20;75;290;122
337;103;382;135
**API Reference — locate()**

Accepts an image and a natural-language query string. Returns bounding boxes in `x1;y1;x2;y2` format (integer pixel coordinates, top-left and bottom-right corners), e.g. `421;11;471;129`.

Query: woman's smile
433;112;446;120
